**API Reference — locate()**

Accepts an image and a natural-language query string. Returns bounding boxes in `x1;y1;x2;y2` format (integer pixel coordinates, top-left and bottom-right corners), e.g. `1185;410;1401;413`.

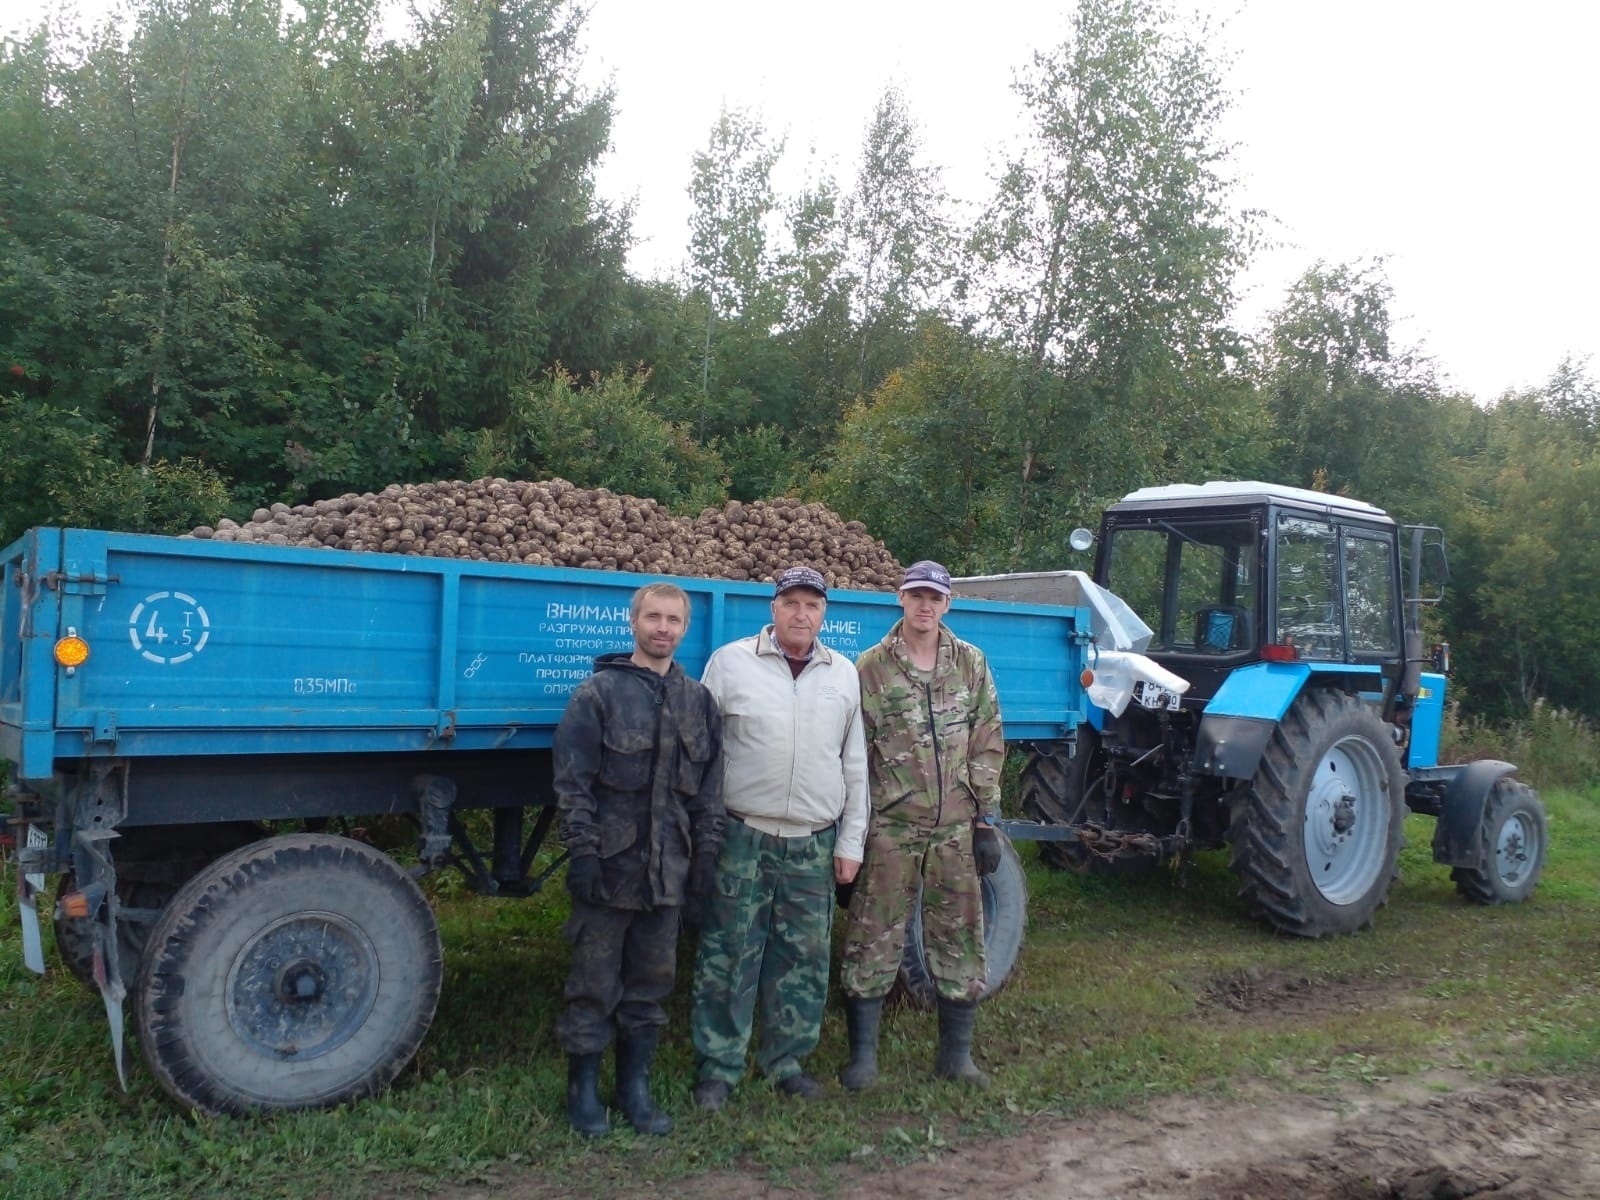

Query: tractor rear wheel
1229;690;1405;937
1451;778;1547;904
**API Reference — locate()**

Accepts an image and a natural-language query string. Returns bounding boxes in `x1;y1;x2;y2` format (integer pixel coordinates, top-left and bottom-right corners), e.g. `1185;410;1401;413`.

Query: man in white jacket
689;565;869;1109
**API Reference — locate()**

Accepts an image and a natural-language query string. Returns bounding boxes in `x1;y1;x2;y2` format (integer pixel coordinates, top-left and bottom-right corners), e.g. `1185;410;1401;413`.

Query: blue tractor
1005;481;1547;937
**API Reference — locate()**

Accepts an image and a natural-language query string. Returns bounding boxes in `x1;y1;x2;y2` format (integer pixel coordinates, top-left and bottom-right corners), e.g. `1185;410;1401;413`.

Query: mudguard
1430;759;1518;867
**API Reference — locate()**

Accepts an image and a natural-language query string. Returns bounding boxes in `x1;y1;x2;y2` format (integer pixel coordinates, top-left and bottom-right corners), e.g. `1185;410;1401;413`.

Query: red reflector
60;890;92;919
1080;668;1095;687
1260;644;1299;663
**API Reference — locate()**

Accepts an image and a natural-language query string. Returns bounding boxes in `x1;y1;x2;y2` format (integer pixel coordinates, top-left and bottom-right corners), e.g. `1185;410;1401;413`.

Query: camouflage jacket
554;653;724;909
855;620;1004;827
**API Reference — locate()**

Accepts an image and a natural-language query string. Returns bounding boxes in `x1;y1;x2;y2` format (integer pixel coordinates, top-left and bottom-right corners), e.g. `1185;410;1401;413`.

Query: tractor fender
1192;663;1309;780
1430;759;1519;867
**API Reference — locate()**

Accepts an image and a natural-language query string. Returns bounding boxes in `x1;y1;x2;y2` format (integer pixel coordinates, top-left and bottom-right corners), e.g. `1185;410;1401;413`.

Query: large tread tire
1229;690;1406;938
134;833;443;1115
1451;778;1547;905
896;832;1027;1009
1020;733;1157;875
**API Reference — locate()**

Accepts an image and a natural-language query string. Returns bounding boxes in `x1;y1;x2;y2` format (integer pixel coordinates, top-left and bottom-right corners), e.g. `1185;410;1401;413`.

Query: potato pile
188;478;903;589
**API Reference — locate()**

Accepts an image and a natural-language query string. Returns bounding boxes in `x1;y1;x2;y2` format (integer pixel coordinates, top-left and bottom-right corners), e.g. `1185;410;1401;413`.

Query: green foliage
0;394;229;542
463;367;726;513
0;0;627;502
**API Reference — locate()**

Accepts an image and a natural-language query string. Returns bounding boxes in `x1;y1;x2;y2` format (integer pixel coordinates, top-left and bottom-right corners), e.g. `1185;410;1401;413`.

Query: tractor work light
53;634;90;668
1260;643;1298;663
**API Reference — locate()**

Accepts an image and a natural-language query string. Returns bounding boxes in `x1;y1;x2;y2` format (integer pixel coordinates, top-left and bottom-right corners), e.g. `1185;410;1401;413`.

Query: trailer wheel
1450;778;1547;905
134;833;442;1115
1229;690;1405;937
1020;733;1157;874
896;831;1027;1009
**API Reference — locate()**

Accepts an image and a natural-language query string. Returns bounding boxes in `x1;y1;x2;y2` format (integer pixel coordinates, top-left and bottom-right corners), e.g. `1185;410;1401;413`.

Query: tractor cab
1090;481;1405;704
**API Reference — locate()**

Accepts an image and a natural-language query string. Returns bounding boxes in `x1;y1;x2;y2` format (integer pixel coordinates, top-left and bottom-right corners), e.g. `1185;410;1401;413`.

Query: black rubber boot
614;1030;673;1135
566;1052;610;1136
838;996;883;1091
933;998;990;1089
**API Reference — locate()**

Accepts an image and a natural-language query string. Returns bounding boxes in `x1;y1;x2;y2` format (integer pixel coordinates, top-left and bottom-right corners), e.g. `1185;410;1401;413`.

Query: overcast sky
579;0;1599;402
7;0;1595;402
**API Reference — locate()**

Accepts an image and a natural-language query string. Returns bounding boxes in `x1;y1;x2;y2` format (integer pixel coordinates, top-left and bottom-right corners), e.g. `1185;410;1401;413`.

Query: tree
962;0;1256;563
0;0;628;508
844;87;954;397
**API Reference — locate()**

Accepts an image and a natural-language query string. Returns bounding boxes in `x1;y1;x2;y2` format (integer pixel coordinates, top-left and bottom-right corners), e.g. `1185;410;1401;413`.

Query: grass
3;783;1598;1199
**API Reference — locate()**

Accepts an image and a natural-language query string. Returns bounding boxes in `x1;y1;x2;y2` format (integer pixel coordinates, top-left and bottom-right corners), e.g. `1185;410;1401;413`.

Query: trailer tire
1020;733;1157;874
1450;778;1547;905
896;831;1027;1009
134;833;442;1115
1229;690;1405;937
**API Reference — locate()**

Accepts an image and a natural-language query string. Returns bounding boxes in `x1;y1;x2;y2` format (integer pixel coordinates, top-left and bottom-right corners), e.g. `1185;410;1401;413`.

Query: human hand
684;852;719;926
834;856;861;885
566;854;604;904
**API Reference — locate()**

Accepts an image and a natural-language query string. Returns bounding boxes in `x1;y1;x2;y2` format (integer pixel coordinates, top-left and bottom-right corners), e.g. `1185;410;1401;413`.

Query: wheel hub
1301;734;1390;906
276;960;327;1003
225;911;379;1061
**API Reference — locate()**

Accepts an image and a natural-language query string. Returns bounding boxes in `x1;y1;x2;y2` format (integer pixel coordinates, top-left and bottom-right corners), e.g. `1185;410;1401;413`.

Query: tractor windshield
1103;519;1259;655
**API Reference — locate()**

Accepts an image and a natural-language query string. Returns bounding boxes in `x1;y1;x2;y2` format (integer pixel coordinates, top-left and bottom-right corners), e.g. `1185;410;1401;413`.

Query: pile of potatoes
188;478;903;590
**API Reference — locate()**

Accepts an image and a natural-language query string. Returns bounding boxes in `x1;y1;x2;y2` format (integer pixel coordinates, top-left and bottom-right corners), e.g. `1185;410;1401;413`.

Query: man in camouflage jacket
839;559;1005;1090
553;582;724;1136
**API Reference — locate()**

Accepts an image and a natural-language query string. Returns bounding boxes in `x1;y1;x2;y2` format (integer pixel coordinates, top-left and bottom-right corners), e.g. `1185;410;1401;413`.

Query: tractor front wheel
1451;778;1547;905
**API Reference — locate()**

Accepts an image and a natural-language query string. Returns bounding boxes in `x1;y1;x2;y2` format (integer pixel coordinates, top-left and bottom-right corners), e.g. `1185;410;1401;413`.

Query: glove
973;823;1002;877
566;854;605;905
683;851;719;927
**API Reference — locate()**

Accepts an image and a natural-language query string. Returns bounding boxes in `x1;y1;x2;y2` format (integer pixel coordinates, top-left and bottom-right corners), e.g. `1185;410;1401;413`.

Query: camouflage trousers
689;817;836;1085
554;900;681;1055
840;817;985;1002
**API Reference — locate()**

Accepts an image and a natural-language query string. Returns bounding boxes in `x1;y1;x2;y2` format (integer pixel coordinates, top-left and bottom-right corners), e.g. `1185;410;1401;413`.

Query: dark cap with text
899;560;952;595
773;565;828;597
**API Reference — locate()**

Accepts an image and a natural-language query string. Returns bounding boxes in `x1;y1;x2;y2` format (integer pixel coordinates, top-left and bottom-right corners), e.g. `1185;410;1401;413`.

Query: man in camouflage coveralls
553;582;724;1136
840;559;1005;1090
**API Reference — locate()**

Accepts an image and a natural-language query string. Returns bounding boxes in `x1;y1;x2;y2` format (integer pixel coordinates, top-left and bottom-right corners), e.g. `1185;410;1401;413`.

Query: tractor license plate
1133;680;1182;711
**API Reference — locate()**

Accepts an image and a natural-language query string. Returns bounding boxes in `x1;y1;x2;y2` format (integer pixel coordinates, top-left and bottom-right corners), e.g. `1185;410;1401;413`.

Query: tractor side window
1276;516;1342;658
1344;533;1398;654
1104;529;1168;644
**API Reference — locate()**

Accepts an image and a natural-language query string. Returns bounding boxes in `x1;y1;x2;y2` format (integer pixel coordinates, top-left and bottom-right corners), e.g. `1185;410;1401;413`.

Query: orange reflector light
54;635;90;667
60;890;92;919
1080;668;1095;687
1260;643;1298;663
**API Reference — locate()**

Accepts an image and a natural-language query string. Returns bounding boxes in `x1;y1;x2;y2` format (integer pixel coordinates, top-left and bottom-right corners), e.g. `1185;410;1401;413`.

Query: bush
1440;699;1600;792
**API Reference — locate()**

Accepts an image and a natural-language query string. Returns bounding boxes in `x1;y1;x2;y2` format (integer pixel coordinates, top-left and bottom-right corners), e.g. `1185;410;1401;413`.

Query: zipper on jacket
924;680;946;827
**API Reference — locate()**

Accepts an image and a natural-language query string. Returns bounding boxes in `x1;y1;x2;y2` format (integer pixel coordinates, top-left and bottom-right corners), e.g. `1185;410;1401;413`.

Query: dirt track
417;1069;1600;1200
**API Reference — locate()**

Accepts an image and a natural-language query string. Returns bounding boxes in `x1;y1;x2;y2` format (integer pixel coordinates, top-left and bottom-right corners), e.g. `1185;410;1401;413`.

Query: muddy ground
388;966;1600;1199
416;1070;1600;1199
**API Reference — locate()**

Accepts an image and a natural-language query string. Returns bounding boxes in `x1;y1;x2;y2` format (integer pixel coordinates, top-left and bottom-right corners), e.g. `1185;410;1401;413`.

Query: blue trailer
1;527;1096;1114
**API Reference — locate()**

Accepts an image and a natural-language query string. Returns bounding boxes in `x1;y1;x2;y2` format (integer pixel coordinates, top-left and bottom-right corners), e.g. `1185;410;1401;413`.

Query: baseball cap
774;565;828;597
899;560;952;595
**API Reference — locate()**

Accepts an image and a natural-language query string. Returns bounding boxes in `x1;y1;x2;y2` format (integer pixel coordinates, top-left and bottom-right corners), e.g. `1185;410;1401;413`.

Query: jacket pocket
874;788;916;816
599;727;654;791
674;718;714;795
